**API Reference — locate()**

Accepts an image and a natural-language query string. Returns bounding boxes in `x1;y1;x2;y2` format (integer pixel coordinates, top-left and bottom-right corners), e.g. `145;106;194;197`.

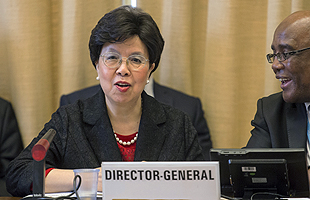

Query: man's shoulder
0;97;13;115
65;85;100;97
60;85;101;105
258;92;304;112
0;97;10;107
154;82;200;102
260;92;283;102
153;82;204;119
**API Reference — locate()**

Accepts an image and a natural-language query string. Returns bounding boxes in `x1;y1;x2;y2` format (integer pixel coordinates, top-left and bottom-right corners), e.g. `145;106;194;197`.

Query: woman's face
96;36;154;105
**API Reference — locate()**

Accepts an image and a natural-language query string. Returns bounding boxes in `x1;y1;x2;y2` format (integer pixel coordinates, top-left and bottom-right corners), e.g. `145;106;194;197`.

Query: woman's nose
116;58;130;76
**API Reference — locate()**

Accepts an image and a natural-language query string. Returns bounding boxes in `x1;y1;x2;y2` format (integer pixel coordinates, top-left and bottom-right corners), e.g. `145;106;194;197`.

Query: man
60;77;212;159
0;97;23;196
246;11;310;153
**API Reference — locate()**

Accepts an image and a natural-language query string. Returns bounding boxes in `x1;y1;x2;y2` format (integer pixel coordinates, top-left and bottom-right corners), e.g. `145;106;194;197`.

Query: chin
282;91;307;104
282;91;297;103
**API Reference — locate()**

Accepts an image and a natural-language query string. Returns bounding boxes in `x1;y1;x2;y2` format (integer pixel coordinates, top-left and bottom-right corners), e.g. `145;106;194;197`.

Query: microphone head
31;129;56;161
31;139;50;161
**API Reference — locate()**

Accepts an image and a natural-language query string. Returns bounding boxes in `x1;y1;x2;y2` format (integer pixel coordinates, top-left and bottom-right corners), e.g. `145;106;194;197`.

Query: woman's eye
107;55;118;60
130;57;142;64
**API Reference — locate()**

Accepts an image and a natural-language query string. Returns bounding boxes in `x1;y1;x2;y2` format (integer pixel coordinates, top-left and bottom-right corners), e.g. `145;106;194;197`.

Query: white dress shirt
304;102;310;167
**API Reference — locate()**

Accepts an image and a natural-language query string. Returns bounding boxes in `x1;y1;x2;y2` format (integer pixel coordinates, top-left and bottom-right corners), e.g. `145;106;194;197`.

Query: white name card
101;161;220;200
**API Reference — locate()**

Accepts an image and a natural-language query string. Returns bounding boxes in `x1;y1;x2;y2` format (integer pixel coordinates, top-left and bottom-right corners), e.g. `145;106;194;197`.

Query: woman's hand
45;167;102;193
96;167;102;192
45;168;75;193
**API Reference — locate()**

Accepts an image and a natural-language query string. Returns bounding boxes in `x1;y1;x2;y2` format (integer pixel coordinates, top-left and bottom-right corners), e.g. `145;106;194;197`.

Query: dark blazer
246;92;307;148
0;98;23;196
7;90;204;197
60;82;212;159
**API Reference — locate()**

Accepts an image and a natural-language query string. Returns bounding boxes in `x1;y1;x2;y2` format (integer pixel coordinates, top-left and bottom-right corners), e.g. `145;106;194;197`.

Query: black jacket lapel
134;92;167;161
81;90;169;162
82;90;122;162
286;103;307;148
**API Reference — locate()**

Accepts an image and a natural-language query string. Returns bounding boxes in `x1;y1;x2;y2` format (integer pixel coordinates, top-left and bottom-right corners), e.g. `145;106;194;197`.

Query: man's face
271;17;310;103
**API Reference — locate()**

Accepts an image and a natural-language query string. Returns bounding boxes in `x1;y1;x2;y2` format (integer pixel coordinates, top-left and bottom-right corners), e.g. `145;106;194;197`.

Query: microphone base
21;197;54;200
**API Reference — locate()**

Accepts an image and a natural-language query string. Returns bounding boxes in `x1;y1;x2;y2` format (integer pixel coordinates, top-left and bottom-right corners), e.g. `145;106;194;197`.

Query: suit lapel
88;119;122;161
134;92;167;161
286;103;307;148
80;90;169;162
82;90;122;162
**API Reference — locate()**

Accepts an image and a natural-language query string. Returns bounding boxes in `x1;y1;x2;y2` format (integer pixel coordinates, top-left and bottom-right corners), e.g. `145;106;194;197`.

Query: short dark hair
89;5;165;75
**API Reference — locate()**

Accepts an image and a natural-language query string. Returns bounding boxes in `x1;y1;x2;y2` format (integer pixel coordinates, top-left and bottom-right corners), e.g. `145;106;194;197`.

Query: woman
6;5;204;197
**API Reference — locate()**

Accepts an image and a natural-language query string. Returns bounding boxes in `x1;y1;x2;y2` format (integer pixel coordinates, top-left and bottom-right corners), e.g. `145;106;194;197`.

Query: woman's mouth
115;82;131;92
116;82;130;87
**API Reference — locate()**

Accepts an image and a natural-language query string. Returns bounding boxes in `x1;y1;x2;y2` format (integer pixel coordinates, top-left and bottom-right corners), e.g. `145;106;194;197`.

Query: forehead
272;26;299;51
272;17;310;50
101;36;148;55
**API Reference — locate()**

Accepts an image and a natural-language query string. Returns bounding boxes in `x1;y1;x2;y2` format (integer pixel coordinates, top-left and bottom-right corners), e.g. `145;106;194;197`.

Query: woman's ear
148;63;155;77
96;64;100;80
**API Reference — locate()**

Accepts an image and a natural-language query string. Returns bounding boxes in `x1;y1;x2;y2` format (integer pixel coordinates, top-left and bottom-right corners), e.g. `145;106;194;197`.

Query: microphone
26;129;56;200
32;129;56;161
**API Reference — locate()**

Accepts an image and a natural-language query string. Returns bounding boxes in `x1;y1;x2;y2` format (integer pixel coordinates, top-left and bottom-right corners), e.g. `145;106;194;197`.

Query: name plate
101;161;220;200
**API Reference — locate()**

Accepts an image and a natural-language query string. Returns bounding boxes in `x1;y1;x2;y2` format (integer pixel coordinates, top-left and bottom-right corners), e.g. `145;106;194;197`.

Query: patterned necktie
306;105;310;166
307;105;310;143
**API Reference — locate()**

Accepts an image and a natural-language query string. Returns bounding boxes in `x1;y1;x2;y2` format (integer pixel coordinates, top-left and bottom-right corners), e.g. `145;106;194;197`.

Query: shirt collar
305;102;310;111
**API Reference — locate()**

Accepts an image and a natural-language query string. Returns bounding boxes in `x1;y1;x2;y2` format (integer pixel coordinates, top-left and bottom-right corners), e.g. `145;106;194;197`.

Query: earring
96;76;99;80
146;79;150;84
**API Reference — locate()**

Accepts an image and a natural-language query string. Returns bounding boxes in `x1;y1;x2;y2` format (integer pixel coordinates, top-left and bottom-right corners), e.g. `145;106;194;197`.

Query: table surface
2;197;310;200
0;197;21;200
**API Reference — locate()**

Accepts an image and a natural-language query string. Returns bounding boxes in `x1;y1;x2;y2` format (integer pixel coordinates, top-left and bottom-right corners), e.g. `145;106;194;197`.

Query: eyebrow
104;48;145;56
105;48;119;53
130;52;145;56
271;44;295;51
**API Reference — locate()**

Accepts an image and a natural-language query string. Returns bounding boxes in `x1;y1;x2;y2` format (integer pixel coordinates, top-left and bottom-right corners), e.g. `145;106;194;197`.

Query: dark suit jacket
246;92;307;148
60;82;212;159
0;98;23;196
7;90;204;197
